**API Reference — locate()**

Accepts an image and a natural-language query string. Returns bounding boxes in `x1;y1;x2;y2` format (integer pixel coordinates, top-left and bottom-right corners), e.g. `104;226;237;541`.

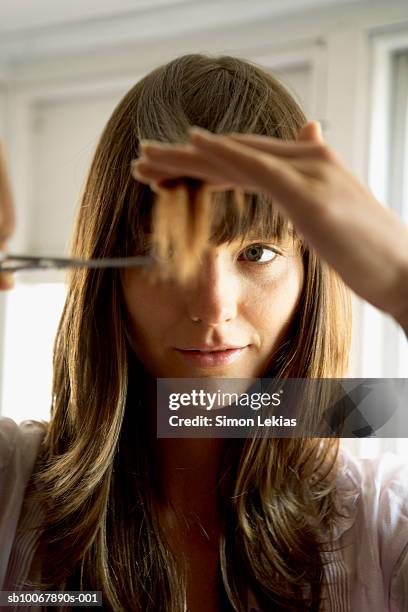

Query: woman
0;53;407;612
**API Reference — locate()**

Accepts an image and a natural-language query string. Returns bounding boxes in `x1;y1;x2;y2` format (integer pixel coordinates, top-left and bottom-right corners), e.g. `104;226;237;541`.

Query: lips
177;344;247;352
174;346;247;367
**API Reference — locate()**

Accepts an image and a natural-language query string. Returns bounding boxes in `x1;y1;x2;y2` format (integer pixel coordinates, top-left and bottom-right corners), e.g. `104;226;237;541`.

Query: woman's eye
239;243;280;264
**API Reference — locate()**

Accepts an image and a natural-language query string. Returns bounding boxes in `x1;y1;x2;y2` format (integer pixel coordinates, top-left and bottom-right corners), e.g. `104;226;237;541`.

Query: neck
157;437;227;496
143;375;228;512
155;437;228;541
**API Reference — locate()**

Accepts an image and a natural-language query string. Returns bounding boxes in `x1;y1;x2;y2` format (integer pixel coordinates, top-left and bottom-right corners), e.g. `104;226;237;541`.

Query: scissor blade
0;253;157;272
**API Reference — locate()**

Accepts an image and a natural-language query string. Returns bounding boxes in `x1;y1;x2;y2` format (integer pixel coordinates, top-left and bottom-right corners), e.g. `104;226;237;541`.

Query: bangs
207;189;297;247
125;179;301;284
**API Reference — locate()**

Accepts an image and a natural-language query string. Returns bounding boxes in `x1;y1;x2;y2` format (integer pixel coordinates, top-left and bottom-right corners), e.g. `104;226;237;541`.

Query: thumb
0;240;14;291
297;120;324;143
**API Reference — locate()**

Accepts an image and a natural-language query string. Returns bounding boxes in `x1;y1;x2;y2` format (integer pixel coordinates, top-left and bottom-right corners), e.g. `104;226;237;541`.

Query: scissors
0;251;156;272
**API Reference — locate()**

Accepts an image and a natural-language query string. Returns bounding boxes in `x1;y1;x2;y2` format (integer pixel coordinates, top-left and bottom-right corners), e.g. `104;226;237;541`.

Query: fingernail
189;126;210;137
314;120;323;137
137;140;154;156
130;162;142;179
139;139;157;147
0;272;14;290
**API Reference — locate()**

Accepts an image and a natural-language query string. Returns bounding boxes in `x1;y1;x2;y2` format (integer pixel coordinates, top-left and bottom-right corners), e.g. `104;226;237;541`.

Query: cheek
247;258;304;336
122;273;175;346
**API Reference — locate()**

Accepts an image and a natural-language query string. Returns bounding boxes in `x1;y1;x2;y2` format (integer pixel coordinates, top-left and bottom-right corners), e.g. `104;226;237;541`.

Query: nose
186;249;239;326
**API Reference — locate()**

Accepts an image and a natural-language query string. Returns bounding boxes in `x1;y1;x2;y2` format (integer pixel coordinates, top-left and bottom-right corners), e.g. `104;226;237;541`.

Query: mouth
174;346;248;367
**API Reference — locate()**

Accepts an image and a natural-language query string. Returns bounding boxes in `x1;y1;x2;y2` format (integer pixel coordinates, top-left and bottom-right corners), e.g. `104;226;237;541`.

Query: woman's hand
132;122;408;335
0;143;16;290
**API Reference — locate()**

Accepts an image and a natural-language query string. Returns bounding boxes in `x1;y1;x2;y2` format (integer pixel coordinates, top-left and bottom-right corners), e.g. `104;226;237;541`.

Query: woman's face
121;236;304;379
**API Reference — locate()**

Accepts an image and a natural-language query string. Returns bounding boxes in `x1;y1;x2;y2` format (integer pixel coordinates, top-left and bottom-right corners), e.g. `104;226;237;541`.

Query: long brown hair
28;53;352;611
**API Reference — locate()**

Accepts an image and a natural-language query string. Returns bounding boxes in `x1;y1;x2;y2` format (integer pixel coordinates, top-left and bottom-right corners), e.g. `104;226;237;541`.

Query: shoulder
0;416;48;496
337;446;408;531
0;417;48;588
336;446;408;605
0;416;48;475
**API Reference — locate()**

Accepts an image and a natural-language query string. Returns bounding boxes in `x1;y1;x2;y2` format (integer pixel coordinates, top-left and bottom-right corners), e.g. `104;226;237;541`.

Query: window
1;281;66;423
0;89;121;422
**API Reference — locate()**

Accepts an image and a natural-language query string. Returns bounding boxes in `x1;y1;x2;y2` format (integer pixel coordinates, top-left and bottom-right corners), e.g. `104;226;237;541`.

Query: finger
0;240;14;291
140;130;333;172
132;160;235;193
297;120;324;144
219;125;336;166
134;151;307;196
135;142;240;186
133;147;256;192
138;131;326;204
137;135;325;199
132;160;178;186
185;131;313;206
191;128;323;159
0;143;16;242
132;157;235;189
133;141;244;188
0;272;14;290
138;141;234;178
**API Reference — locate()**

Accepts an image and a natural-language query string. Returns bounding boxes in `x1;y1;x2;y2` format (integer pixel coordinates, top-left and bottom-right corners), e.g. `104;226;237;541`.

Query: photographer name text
168;415;297;427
